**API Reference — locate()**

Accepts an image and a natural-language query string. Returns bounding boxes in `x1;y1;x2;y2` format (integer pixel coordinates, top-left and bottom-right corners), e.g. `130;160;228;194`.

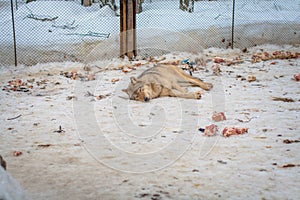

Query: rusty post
120;0;137;59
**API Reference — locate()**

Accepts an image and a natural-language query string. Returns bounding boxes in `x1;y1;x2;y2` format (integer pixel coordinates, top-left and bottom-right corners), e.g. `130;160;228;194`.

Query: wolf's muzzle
144;97;150;102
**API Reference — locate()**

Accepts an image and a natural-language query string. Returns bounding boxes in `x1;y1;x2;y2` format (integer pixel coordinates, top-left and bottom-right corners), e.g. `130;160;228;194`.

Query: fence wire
0;0;299;66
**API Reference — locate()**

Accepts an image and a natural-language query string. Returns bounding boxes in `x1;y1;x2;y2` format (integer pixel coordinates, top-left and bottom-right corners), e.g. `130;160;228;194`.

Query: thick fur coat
122;64;213;102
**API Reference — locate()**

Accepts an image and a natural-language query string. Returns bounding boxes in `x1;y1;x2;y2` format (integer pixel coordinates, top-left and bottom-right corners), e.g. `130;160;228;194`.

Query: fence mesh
0;0;299;66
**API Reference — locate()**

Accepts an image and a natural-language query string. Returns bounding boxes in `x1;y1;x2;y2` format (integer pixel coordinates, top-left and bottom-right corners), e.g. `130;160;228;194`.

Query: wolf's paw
205;83;213;90
194;91;203;99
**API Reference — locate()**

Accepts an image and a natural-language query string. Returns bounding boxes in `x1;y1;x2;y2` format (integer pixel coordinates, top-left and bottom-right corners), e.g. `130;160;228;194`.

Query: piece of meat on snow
204;124;219;136
212;112;226;122
222;127;248;137
294;74;300;81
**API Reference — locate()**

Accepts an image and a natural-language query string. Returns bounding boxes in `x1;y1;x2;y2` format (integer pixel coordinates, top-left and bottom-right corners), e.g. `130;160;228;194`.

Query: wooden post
82;0;92;7
120;0;137;59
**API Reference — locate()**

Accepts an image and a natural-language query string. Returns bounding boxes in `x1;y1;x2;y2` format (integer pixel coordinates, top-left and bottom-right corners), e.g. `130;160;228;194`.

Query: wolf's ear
130;76;138;84
122;89;128;94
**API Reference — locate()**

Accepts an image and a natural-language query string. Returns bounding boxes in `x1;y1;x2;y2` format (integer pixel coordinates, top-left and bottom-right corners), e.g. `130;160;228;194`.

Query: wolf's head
122;77;151;102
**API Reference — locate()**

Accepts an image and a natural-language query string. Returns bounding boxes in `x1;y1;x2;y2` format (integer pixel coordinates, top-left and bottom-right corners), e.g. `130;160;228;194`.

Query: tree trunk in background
83;0;92;7
180;0;194;13
136;0;144;13
99;0;118;11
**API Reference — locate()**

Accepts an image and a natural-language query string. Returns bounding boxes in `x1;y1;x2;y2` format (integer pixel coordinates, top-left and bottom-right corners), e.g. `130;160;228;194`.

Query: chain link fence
0;0;299;66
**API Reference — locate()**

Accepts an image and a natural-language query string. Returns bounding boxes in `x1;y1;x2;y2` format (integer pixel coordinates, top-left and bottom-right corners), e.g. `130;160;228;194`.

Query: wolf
122;64;213;102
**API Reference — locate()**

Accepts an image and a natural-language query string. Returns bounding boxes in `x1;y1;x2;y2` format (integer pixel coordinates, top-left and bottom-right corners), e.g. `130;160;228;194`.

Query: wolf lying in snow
122;64;213;102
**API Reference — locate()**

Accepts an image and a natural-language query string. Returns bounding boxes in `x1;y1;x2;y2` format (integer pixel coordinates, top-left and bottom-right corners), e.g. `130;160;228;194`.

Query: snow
0;0;299;46
0;1;300;199
0;44;299;199
0;0;299;65
1;1;117;45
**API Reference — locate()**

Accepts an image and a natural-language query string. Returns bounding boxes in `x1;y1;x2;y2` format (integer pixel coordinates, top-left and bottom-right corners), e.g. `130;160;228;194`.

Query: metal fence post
10;0;17;66
231;0;235;49
120;0;137;59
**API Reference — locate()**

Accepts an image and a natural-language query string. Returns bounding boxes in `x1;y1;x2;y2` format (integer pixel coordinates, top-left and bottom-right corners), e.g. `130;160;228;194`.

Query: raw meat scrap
214;57;225;63
212;112;226;122
222;127;248;137
294;74;300;81
204;124;219;136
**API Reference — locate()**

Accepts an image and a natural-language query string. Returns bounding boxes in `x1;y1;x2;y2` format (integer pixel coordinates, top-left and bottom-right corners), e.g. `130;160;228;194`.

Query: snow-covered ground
0;0;300;200
0;0;299;65
0;1;300;199
0;45;299;199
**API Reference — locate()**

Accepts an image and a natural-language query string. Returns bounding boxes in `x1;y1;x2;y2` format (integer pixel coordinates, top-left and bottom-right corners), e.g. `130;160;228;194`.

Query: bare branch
52;20;78;30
